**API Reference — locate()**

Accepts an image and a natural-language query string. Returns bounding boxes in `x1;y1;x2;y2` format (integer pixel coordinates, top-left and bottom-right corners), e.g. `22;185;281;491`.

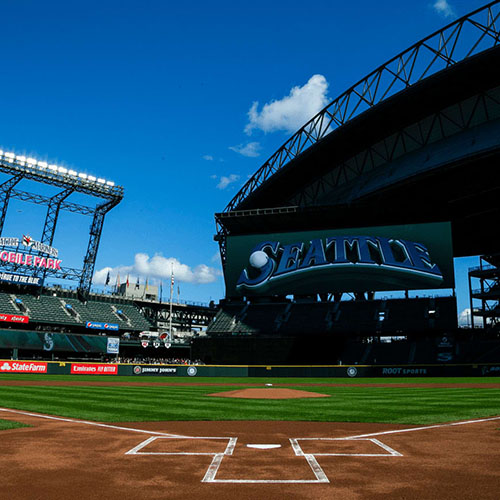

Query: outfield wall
1;359;499;377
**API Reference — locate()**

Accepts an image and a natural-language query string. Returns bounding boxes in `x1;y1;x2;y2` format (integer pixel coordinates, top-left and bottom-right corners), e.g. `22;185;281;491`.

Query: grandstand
0;146;217;362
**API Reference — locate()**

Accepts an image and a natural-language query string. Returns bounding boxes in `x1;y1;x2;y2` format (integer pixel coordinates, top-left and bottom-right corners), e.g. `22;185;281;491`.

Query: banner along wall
225;222;454;297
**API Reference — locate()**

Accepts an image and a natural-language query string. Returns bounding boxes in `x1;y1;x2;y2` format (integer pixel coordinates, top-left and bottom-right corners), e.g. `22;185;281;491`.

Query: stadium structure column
37;188;74;288
78;199;119;298
0;175;23;236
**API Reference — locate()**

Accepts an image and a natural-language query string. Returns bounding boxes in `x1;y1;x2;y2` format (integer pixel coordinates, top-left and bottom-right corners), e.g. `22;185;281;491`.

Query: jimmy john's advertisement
224;222;454;297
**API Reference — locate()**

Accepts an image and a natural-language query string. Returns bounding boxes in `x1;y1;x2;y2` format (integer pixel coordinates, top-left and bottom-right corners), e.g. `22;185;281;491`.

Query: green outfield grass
0;375;499;425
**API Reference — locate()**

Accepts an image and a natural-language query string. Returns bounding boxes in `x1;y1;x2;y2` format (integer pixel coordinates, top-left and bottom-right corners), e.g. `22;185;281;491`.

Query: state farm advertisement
0;314;29;324
0;360;47;373
70;363;118;375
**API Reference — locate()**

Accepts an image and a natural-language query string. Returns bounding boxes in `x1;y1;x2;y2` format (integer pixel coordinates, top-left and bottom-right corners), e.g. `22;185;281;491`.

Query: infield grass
0;418;29;431
0;375;499;425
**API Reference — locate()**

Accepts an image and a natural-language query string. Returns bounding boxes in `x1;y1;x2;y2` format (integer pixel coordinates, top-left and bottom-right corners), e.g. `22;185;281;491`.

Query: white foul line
0;407;187;438
335;415;500;441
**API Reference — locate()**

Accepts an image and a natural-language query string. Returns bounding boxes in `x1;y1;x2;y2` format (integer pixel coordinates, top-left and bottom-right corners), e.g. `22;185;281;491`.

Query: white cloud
458;308;472;327
433;0;454;18
216;174;240;190
202;154;214;161
229;142;261;158
211;251;221;264
245;74;329;135
93;253;222;286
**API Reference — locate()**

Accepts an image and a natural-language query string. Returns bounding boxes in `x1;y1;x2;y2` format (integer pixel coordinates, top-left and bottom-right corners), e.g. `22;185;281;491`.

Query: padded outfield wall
0;359;499;378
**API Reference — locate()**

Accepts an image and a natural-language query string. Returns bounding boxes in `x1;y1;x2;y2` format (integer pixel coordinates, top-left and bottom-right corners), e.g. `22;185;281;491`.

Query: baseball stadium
1;2;500;499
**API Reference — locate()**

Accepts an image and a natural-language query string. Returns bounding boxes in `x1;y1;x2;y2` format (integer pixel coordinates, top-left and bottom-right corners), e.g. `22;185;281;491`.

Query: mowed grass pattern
0;382;499;424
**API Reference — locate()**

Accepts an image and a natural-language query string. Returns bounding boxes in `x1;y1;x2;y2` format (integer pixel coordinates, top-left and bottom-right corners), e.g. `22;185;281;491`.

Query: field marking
0;407;187;438
2;406;499;484
293;437;402;457
247;444;281;449
336;415;500;441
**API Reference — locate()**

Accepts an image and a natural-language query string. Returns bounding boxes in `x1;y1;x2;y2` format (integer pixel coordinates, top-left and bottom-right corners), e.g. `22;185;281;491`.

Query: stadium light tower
0;149;124;297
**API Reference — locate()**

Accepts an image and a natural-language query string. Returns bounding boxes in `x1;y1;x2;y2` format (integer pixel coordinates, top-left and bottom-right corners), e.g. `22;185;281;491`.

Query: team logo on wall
235;233;445;296
347;367;358;377
187;366;197;377
141;340;149;348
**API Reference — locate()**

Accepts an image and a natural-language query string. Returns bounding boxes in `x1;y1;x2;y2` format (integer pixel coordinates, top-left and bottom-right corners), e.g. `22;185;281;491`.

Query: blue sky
0;0;486;319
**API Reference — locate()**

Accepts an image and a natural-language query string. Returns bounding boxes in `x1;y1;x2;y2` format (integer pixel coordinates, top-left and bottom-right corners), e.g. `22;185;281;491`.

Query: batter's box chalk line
125;436;402;484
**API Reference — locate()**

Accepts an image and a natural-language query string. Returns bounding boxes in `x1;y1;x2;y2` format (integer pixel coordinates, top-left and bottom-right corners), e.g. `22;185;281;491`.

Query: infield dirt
1;409;499;500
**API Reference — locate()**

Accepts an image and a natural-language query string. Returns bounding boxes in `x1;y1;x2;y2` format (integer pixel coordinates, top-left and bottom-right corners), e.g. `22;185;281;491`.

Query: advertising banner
132;365;177;376
106;337;120;354
0;314;29;324
85;322;119;331
0;272;40;286
0;331;108;353
0;360;47;373
70;363;118;375
225;222;454;297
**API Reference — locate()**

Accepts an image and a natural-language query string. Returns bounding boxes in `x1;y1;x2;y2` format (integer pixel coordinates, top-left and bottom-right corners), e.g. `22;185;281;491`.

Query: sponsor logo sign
133;365;177;376
381;367;428;375
0;314;29;324
0;360;47;373
225;222;454;296
141;340;149;348
70;363;118;375
106;337;120;354
0;235;58;257
0;251;61;270
85;322;119;331
0;272;40;286
481;366;500;376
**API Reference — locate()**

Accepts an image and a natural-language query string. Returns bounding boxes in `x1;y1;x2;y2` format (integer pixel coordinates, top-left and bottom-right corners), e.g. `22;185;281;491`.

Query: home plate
246;444;282;449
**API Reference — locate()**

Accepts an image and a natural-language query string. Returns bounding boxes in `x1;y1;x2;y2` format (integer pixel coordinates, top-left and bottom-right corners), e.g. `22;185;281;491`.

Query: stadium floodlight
0;148;122;200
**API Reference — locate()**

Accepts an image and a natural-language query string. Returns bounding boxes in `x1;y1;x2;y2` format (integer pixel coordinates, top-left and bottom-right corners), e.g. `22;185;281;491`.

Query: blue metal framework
0;153;123;296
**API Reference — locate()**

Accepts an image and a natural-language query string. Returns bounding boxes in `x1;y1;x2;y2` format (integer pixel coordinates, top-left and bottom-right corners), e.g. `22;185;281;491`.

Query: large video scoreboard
224;222;454;297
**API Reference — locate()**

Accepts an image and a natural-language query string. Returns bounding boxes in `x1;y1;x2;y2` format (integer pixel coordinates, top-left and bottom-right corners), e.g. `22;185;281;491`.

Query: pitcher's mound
208;388;330;399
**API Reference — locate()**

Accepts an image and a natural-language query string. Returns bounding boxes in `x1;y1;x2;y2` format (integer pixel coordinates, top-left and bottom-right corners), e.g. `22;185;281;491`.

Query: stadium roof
222;1;500;214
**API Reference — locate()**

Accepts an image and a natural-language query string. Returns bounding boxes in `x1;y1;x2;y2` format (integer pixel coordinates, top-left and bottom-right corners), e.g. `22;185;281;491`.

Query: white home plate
246;444;282;449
